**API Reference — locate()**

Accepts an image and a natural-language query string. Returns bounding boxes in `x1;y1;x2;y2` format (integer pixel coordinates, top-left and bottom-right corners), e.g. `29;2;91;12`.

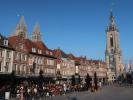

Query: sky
0;0;133;63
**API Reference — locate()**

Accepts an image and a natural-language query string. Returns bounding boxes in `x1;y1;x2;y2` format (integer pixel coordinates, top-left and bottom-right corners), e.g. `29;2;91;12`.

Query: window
46;50;49;55
50;52;53;55
32;48;36;53
110;35;113;47
17;53;21;60
4;39;8;46
38;49;42;54
20;44;23;49
13;52;17;60
0;50;2;57
22;65;25;72
0;61;2;71
6;51;10;58
111;49;114;53
24;55;27;61
13;64;17;71
5;62;9;72
47;59;54;65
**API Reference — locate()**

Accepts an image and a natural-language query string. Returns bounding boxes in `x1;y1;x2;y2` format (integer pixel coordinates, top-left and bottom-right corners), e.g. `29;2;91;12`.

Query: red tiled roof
8;36;56;57
8;36;18;46
67;53;75;60
33;41;48;50
53;49;61;58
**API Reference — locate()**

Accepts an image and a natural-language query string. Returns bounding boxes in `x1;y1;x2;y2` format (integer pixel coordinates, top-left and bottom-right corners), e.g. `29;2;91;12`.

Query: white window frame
32;47;36;53
4;39;8;46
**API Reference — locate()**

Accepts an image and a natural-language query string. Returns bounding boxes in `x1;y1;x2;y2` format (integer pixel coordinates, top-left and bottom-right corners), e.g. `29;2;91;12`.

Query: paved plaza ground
45;86;133;100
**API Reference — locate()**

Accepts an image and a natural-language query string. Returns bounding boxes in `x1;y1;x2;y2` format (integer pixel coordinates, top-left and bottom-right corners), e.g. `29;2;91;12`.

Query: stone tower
32;22;41;42
105;10;122;81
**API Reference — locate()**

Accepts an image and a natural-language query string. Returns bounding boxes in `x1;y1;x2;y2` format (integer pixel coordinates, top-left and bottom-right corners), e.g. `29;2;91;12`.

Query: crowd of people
0;80;104;100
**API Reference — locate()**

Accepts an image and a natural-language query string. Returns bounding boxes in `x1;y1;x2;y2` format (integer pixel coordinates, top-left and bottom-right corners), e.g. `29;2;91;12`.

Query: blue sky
0;0;133;63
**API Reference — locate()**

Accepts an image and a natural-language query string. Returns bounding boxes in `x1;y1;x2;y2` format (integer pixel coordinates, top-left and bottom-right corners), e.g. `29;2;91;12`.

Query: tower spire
107;9;118;32
109;9;115;27
32;22;41;42
16;16;27;31
11;15;28;38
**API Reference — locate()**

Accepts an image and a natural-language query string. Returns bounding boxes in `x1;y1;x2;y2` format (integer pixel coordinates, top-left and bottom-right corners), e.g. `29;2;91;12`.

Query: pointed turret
109;10;115;27
107;10;118;32
16;16;27;31
32;22;41;42
11;16;28;38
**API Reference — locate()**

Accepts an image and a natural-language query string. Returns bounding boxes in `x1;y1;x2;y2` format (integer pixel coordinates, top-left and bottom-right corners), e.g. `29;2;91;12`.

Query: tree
38;70;44;86
85;73;91;89
71;75;75;86
10;70;16;94
94;72;98;90
78;75;81;84
10;70;15;85
126;73;132;84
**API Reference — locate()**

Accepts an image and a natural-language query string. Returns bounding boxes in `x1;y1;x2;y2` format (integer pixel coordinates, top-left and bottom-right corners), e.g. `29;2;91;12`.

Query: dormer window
38;49;42;54
4;39;8;46
46;50;49;55
32;47;36;53
50;52;53;55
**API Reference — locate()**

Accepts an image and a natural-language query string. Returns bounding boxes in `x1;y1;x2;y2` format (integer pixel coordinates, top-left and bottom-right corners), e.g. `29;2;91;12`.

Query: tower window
110;35;113;47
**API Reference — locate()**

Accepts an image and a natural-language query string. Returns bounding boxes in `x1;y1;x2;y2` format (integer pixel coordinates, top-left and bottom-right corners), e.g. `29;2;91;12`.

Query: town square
0;0;133;100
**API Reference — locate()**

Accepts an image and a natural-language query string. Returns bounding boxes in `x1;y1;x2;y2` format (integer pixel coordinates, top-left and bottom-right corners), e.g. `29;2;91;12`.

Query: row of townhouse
53;49;107;83
0;16;57;79
78;57;107;82
0;16;107;82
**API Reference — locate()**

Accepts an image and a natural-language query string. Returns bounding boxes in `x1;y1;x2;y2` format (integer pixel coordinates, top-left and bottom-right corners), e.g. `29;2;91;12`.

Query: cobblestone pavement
44;86;133;100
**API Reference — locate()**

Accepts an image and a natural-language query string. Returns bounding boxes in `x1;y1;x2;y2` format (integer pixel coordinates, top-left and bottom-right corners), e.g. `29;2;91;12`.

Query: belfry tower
105;10;122;81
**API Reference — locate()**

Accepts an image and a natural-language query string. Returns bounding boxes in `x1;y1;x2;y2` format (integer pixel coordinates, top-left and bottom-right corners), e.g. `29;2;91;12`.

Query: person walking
20;86;24;100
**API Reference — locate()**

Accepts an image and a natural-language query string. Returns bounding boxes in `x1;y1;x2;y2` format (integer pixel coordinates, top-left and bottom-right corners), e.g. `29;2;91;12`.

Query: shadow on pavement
68;96;78;100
